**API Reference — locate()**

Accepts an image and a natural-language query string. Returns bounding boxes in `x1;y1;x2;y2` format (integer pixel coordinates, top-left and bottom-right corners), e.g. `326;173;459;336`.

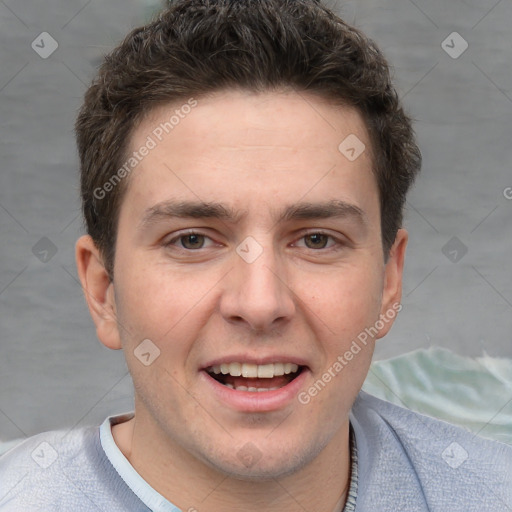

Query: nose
219;239;296;334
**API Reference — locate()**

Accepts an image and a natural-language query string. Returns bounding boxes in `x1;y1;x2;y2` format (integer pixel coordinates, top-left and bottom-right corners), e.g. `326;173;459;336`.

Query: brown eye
179;233;206;249
304;233;330;249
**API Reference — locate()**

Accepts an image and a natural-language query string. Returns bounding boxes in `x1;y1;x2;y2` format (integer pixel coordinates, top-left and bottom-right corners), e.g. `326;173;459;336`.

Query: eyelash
164;230;345;252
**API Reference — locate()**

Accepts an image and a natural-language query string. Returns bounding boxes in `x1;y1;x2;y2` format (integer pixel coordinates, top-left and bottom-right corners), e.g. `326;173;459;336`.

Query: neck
112;412;351;512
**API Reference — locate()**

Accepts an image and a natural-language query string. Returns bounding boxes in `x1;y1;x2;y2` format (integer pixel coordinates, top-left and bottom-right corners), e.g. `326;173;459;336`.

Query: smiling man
0;1;511;511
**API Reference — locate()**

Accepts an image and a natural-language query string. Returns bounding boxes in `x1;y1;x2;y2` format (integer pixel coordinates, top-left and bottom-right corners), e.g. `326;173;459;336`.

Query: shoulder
351;391;512;512
0;424;139;511
0;426;98;510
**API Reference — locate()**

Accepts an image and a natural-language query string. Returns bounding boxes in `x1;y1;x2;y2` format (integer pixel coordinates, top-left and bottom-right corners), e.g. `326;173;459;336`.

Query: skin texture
76;89;407;512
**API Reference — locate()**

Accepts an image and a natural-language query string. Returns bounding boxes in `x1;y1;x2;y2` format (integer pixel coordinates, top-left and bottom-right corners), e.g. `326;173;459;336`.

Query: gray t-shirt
0;391;510;511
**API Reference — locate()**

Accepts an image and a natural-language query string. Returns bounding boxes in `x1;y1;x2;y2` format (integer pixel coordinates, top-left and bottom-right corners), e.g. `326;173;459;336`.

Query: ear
75;235;122;350
376;228;408;340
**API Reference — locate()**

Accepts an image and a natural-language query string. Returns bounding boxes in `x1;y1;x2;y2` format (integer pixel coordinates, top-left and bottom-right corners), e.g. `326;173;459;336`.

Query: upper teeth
207;362;299;378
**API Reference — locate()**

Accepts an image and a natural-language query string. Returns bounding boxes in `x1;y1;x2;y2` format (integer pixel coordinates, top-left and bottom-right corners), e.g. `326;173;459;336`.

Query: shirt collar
100;412;358;512
100;412;182;512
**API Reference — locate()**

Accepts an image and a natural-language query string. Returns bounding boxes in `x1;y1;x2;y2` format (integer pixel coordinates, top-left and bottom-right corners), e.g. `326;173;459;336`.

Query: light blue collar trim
99;413;182;512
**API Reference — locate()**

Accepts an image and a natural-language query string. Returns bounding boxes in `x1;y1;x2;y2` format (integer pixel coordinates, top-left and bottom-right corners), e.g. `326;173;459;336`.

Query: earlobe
376;228;408;340
75;235;122;350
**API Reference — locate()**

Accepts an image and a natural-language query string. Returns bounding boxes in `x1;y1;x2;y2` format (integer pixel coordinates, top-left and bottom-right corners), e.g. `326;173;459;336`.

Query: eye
165;231;214;250
180;233;206;250
295;231;342;250
303;233;330;249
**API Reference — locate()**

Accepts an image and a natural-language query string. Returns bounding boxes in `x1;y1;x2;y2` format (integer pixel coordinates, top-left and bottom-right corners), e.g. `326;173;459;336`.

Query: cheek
113;261;222;386
115;269;200;392
115;258;205;338
298;263;384;337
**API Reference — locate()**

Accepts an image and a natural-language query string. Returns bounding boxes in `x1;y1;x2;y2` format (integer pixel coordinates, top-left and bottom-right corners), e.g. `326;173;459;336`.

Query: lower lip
200;369;309;412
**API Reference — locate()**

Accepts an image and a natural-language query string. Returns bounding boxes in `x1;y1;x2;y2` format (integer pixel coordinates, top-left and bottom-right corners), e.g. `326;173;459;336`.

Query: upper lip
201;354;310;370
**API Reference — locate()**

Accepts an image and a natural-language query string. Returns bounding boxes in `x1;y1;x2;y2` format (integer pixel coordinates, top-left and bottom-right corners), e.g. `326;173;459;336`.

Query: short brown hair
76;0;421;279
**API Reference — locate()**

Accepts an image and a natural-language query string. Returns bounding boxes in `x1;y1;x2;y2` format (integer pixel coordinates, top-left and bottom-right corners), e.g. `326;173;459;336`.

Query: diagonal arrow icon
444;448;455;458
31;32;59;59
448;249;458;260
32;236;58;262
338;134;365;161
31;441;58;468
38;249;49;261
441;32;468;59
236;236;263;263
442;441;468;468
441;236;468;263
134;339;161;366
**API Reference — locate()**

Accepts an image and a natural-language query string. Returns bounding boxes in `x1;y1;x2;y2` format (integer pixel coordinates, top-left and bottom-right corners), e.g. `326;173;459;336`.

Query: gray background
1;0;511;441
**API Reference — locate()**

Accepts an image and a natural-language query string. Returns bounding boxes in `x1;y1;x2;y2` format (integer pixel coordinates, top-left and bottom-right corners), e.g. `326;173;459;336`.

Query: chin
199;441;317;481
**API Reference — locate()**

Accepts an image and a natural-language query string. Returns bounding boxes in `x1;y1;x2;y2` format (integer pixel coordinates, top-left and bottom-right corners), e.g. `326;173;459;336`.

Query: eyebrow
138;199;367;230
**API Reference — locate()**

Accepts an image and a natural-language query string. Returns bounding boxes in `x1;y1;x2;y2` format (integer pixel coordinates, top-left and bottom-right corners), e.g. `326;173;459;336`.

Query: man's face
100;90;404;478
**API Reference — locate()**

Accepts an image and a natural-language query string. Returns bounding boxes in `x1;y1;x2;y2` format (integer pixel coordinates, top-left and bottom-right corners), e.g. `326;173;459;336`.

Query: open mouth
205;362;305;392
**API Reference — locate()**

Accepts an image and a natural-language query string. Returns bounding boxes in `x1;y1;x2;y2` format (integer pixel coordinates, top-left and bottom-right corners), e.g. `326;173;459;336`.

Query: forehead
137;89;370;155
121;89;378;223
